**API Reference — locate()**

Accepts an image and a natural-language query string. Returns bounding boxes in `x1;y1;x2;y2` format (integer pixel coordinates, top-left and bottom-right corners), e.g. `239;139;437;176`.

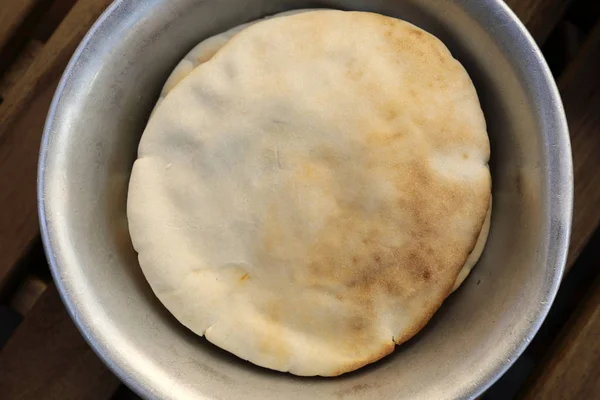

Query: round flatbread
128;10;492;376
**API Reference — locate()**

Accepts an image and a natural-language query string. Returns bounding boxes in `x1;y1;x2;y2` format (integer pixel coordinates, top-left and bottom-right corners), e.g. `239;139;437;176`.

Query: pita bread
128;10;491;376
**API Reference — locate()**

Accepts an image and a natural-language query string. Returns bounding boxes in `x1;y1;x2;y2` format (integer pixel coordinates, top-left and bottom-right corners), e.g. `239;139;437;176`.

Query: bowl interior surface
39;0;572;399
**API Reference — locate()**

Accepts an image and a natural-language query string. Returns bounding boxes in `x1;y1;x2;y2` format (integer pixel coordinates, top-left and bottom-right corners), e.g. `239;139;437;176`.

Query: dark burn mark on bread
408;28;424;37
422;269;431;281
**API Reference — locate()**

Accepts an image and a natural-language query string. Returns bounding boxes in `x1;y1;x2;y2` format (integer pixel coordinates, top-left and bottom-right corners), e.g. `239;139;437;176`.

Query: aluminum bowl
38;0;573;399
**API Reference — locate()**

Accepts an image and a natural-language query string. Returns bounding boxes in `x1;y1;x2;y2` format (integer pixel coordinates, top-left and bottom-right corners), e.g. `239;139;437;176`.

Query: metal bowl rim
38;1;573;398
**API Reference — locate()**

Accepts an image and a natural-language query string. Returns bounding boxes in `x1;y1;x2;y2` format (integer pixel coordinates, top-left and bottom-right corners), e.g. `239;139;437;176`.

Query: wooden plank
558;21;600;270
0;0;114;293
505;0;573;43
0;0;40;55
0;284;120;399
0;0;114;138
8;275;48;315
519;274;600;399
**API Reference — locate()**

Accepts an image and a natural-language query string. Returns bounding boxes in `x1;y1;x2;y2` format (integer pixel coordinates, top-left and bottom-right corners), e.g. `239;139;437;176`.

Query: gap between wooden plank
505;0;573;42
0;285;120;400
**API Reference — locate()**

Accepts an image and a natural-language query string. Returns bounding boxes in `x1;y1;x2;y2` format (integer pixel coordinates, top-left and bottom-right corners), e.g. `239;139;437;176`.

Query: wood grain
0;285;120;400
505;0;573;43
519;275;600;399
0;0;114;293
558;21;600;270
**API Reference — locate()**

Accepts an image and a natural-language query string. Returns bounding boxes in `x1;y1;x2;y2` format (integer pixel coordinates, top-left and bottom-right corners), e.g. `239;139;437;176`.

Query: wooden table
0;1;598;399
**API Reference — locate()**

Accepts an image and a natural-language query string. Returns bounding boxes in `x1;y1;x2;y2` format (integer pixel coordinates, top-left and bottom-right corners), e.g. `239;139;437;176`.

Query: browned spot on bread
350;316;366;332
345;58;365;81
379;19;429;61
408;28;424;37
422;269;431;281
383;107;399;121
316;146;340;165
381;17;395;28
240;273;250;282
346;68;364;81
366;130;404;146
